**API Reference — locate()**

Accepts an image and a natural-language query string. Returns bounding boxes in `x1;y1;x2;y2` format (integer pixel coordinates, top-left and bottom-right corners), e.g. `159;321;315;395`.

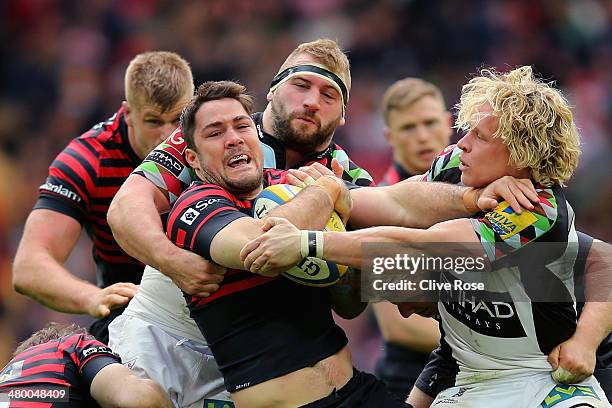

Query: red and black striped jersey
378;161;416;186
166;168;288;310
166;169;348;392
0;333;121;407
34;107;144;287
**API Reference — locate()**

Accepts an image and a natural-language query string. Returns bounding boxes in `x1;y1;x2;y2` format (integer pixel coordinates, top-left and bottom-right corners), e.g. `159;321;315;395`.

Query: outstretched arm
284;163;538;229
13;210;137;318
240;217;479;276
349;176;538;229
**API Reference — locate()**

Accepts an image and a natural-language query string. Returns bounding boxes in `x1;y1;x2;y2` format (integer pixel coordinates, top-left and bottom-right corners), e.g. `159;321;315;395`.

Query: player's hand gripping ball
253;184;348;286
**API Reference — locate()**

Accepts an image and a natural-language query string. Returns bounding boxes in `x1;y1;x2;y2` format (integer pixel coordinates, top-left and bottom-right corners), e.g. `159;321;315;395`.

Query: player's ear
266;90;274;102
185;148;200;171
122;101;133;127
339;115;345;126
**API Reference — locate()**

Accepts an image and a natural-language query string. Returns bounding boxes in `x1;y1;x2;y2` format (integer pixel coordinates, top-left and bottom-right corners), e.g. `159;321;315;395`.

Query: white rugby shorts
109;314;232;408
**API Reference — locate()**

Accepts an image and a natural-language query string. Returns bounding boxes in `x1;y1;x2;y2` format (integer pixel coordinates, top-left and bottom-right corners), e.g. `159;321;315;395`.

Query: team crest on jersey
0;361;23;383
485;202;537;239
541;384;601;407
180;208;201;225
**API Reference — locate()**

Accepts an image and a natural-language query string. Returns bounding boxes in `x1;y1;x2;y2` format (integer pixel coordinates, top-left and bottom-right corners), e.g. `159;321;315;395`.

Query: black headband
270;64;348;108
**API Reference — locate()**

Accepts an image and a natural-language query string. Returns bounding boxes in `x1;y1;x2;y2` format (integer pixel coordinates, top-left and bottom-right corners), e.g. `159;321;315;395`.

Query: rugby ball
253;184;348;287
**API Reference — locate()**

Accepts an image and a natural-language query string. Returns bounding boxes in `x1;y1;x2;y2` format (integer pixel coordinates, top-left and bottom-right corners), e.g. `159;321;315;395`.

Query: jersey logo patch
40;182;82;203
180;208;201;225
82;346;118;358
167;129;186;152
541;384;600;407
485;202;537;239
146;150;183;177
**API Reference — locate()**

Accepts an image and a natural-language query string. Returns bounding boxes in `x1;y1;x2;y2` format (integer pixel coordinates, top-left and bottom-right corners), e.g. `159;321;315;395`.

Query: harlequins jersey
427;144;581;382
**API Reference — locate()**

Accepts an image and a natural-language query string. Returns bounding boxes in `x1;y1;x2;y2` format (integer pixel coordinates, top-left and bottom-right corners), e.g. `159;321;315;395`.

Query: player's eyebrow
202;115;251;131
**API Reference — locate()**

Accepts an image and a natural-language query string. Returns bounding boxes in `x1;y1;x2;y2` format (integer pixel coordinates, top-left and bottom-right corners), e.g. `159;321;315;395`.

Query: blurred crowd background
0;0;610;368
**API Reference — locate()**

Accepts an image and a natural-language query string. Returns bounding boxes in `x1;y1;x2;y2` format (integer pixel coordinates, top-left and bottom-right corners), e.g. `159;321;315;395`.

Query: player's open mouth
228;154;251;168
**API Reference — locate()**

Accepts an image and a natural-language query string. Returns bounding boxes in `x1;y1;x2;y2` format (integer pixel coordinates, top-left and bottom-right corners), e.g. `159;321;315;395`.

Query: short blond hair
382;78;446;124
278;39;351;95
455;66;580;186
125;51;194;112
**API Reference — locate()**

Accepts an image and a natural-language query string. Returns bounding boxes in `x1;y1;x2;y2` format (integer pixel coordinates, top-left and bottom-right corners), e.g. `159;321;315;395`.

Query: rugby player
0;323;171;407
12;52;195;343
242;66;611;407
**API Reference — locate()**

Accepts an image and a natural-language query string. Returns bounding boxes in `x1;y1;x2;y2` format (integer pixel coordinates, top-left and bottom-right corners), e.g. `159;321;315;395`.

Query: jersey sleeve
423;144;463;184
34;138;98;224
470;187;559;263
331;146;375;187
132;128;196;206
68;335;121;389
166;184;249;260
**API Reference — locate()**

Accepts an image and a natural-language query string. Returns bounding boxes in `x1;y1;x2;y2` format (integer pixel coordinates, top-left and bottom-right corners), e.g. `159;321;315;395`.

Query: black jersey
166;170;348;392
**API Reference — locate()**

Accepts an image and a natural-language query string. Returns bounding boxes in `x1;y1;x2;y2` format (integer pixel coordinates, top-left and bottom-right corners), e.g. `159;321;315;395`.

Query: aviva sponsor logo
40;182;82;203
484;202;537;239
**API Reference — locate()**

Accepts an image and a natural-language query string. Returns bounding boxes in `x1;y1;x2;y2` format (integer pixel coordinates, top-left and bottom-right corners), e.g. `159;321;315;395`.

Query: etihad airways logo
440;272;526;337
40;182;82;203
